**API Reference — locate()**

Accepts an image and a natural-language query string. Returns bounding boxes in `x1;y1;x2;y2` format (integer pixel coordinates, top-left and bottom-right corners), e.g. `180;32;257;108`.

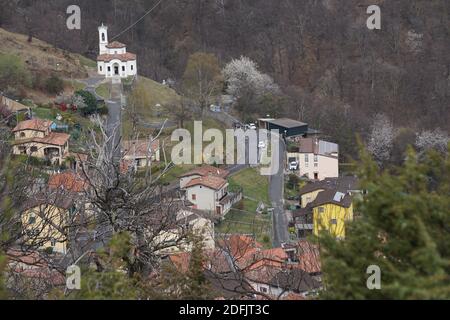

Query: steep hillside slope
0;27;88;79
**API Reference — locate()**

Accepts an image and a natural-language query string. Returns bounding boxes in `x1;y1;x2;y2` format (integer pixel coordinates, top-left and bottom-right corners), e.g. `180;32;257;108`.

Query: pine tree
320;146;450;299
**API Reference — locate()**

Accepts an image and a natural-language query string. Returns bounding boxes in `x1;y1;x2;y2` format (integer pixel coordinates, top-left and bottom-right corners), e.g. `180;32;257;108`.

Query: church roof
106;41;126;49
97;52;136;62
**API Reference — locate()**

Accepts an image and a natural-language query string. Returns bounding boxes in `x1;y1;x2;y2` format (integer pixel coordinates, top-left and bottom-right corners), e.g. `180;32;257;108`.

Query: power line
110;0;164;41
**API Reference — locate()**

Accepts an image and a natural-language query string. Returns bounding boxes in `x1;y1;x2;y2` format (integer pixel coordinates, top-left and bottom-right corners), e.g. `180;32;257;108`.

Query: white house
153;208;216;255
287;138;339;181
179;165;229;189
97;24;137;78
180;166;242;218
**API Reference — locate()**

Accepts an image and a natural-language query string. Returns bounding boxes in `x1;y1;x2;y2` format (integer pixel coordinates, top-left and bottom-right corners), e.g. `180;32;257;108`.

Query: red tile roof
184;175;227;191
219;235;262;260
106;41;126;49
297;240;321;274
122;139;160;158
97;52;136;62
13;132;70;147
180;165;229;179
13;119;53;132
48;172;88;193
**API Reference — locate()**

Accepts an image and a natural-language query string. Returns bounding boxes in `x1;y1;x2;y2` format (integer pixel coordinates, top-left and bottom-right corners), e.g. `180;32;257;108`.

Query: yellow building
12;119;70;165
310;190;353;239
298;176;359;208
21;196;77;254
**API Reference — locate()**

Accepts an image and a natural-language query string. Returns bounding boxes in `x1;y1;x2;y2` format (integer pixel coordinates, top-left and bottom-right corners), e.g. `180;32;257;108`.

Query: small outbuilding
258;118;309;137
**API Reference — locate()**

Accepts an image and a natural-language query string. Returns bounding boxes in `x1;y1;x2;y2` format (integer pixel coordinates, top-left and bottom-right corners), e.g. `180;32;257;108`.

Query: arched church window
102;33;105;42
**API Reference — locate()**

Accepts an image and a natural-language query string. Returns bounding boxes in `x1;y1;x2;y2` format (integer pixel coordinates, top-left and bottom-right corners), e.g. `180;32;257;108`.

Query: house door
314;172;319;180
114;65;119;75
216;206;222;216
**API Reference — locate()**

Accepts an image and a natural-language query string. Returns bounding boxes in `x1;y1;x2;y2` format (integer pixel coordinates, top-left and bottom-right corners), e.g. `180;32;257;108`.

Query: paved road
269;135;290;247
105;78;123;161
74;77;105;100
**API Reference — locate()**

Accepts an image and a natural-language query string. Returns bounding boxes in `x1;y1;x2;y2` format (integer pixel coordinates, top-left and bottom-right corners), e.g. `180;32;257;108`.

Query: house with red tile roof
121;138;160;168
167;235;322;299
12;119;70;165
180;167;241;218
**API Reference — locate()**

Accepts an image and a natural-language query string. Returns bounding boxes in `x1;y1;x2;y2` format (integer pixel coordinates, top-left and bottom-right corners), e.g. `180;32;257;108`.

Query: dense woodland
0;0;449;159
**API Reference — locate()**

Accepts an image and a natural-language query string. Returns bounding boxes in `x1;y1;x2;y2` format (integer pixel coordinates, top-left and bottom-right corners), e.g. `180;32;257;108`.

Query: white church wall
108;47;126;55
97;24;137;79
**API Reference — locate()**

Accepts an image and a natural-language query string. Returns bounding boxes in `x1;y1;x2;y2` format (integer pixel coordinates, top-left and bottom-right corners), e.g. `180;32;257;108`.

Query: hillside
0;27;88;79
1;0;448;158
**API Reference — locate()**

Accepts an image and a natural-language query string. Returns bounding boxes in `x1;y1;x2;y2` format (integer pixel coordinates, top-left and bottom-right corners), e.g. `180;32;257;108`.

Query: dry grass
0;27;88;79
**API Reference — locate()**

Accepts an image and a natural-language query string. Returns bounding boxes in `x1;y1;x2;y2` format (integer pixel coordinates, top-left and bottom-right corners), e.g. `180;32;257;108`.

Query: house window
102;33;105;42
131;65;134;70
108;66;111;72
18;146;27;155
192;194;196;201
30;146;38;153
50;239;56;247
260;287;268;293
314;163;318;168
330;219;338;225
20;132;26;138
100;66;103;72
28;215;36;224
305;154;309;162
314;155;318;162
122;66;125;72
318;207;325;213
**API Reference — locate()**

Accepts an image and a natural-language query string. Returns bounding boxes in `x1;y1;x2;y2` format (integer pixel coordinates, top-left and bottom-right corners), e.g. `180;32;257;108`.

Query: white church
97;24;137;78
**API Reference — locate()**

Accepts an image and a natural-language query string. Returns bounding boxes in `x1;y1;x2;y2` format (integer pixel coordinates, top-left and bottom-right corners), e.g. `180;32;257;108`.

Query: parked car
233;122;242;129
289;161;299;171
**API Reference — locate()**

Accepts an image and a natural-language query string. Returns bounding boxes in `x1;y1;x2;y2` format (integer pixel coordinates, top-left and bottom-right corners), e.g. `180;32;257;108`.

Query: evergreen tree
152;235;215;300
320;146;450;299
65;233;140;300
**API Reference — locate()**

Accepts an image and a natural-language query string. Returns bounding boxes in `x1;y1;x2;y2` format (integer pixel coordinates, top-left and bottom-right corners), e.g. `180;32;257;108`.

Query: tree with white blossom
222;56;280;117
416;129;449;154
367;114;394;166
223;56;279;99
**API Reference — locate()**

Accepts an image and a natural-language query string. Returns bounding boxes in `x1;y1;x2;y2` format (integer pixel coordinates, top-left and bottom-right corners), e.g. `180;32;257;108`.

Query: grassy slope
216;168;272;246
0;28;88;79
122;76;181;137
0;27;91;105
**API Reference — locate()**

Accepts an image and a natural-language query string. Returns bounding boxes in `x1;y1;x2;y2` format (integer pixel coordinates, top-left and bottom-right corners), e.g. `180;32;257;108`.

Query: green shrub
75;90;98;116
45;75;64;94
0;53;31;89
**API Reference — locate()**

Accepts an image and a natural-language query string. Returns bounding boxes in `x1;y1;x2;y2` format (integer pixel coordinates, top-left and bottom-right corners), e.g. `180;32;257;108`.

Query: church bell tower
98;23;108;55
